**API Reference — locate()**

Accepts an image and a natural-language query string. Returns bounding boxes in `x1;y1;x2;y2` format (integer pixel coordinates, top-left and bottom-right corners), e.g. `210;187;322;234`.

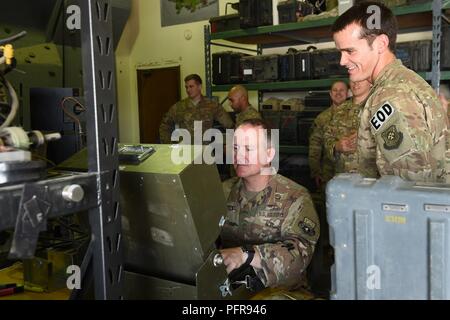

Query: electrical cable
55;218;89;236
0;31;27;45
60;96;87;149
0;75;18;130
61;97;86;111
31;153;57;167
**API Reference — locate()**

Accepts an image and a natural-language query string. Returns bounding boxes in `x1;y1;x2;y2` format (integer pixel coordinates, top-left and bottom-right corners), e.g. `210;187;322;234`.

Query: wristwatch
241;244;255;266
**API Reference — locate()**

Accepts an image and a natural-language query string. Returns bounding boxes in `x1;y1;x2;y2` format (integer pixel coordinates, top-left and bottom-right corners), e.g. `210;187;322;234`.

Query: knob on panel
62;184;84;202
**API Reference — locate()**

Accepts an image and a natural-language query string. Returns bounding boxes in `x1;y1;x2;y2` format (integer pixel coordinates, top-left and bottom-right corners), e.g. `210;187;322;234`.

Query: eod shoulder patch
371;102;395;132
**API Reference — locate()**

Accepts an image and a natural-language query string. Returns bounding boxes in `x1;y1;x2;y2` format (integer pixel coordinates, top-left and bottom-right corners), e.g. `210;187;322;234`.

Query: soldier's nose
340;52;348;67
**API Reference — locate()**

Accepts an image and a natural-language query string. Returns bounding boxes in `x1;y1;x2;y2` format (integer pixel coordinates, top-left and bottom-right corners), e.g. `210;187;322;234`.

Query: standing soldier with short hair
309;80;349;190
159;74;234;144
324;80;372;174
227;85;262;128
332;1;448;182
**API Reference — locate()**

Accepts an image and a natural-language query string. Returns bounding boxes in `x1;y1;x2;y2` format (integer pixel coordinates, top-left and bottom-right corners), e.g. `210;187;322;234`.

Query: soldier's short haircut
230;85;249;99
331;1;398;52
238;118;275;149
184;74;202;85
331;80;349;91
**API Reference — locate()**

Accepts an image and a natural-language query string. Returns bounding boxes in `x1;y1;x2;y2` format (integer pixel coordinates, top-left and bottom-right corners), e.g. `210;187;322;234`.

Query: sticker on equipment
370;102;395;131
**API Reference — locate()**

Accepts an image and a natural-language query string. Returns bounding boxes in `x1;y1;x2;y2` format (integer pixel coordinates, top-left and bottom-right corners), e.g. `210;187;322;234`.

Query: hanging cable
0;75;18;130
60;96;87;149
0;31;27;46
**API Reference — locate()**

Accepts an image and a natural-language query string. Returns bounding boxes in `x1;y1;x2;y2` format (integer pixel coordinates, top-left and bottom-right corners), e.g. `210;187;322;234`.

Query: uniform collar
239;104;253;114
189;95;205;106
352;98;367;109
238;174;280;206
235;174;278;204
373;59;403;88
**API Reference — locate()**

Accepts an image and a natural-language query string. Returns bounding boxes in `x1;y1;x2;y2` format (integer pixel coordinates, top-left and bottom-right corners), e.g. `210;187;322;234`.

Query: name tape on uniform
370;102;395;132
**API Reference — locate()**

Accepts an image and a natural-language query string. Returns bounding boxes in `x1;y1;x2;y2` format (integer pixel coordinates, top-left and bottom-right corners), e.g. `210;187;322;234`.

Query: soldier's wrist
241;245;255;266
334;144;340;156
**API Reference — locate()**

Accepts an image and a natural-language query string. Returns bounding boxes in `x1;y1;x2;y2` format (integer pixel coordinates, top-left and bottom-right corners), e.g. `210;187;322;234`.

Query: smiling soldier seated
217;119;320;294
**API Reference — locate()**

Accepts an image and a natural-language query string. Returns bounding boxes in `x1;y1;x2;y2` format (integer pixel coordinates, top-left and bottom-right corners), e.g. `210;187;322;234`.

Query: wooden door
137;66;180;143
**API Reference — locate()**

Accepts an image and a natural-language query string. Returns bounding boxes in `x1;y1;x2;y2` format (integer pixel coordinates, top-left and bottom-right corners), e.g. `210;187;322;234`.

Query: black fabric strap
244;250;254;265
241;245;255;266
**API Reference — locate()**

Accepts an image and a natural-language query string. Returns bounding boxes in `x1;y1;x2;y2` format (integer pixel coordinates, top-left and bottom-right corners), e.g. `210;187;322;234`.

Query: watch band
241;244;255;266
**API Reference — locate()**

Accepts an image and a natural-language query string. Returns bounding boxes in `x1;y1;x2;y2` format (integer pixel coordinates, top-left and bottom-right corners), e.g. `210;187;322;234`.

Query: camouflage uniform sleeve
323;121;338;163
236;108;262;128
253;192;320;288
222;177;239;199
357;104;379;178
308;116;324;177
369;90;447;181
159;102;178;144
248;108;262;120
213;102;234;129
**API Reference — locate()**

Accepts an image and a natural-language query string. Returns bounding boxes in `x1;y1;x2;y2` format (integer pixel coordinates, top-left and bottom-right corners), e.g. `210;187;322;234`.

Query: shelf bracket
209;41;259;53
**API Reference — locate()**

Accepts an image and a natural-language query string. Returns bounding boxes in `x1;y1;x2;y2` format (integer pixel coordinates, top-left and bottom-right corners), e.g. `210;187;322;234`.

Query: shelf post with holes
204;25;212;98
430;0;442;90
79;0;123;300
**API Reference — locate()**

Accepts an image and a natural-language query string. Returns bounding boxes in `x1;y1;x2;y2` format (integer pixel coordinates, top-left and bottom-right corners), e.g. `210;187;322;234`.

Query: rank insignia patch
381;125;403;150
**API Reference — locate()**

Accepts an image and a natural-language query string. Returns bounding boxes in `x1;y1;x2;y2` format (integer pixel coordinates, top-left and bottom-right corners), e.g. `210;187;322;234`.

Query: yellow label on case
384;215;407;224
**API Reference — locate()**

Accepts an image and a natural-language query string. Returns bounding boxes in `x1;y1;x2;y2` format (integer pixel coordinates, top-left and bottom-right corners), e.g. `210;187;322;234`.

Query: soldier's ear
267;147;276;164
375;34;390;54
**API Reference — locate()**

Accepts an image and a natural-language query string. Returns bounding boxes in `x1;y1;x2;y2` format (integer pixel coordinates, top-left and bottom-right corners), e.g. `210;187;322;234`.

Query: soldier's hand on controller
219;247;248;273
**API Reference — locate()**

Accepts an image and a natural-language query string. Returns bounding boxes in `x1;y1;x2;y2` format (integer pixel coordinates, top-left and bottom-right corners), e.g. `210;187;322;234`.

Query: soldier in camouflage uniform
438;84;449;124
332;1;448;182
439;86;450;185
159;74;234;144
323;80;372;174
219;119;320;289
308;81;349;190
227;85;262;128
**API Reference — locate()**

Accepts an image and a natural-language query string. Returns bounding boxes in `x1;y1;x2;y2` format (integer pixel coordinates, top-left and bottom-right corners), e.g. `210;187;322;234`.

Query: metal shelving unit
0;0;123;300
208;1;450;47
210;71;450;93
204;0;449;155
